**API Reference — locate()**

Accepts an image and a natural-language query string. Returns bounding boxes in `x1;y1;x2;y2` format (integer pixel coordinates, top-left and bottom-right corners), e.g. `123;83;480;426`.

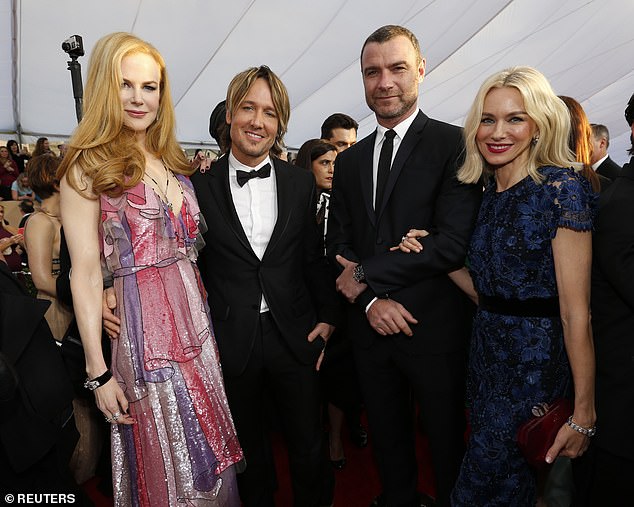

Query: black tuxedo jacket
327;111;482;354
591;158;634;460
191;156;338;377
596;155;621;180
0;262;75;472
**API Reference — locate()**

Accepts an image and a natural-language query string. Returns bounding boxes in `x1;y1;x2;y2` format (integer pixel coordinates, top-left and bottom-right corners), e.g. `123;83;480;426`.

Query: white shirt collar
591;154;608;171
375;108;419;142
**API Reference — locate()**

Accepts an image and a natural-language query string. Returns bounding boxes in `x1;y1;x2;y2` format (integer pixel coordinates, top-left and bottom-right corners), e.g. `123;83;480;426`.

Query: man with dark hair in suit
327;25;481;507
191;66;337;507
574;93;634;506
590;123;621;180
321;113;359;153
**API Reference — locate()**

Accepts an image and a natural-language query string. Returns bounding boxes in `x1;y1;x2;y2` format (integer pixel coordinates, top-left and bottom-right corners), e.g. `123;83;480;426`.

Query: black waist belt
479;295;560;317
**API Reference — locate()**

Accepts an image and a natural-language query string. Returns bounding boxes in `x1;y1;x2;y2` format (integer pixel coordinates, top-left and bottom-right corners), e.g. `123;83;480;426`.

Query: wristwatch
352;264;366;284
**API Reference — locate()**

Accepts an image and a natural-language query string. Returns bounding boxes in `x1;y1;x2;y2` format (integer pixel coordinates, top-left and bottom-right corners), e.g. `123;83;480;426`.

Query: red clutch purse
516;398;573;468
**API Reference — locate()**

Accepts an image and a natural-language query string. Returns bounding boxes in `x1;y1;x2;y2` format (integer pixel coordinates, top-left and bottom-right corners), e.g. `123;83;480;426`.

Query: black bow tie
236;163;271;187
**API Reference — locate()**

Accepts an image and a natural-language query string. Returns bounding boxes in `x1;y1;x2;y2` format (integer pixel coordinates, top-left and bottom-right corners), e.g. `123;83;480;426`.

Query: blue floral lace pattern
451;166;596;506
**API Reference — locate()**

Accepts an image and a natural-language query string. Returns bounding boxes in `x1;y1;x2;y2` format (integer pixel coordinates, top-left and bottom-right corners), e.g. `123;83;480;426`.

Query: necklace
144;161;184;213
40;208;60;219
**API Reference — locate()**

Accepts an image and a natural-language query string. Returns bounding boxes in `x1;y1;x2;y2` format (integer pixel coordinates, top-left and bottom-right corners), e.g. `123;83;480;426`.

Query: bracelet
566;416;596;437
83;370;113;391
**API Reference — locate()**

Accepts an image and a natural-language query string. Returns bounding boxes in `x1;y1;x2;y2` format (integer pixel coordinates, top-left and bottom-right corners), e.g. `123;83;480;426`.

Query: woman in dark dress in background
295;139;366;470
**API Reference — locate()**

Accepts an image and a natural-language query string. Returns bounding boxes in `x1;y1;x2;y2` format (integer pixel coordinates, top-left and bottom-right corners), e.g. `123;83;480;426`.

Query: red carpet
271;422;436;507
84;417;437;506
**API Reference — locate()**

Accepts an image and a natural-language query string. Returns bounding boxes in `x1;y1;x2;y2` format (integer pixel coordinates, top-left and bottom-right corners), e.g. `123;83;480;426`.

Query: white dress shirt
228;152;277;312
372;109;419;208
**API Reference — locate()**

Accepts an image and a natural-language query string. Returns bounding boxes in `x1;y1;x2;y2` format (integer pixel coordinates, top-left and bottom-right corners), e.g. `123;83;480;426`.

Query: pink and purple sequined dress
100;176;243;506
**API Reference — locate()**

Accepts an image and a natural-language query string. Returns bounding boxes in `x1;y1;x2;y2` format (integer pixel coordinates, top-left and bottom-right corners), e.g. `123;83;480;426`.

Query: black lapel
358;132;377;227
263;159;292;259
377;110;428;219
207;156;256;257
620;159;634;181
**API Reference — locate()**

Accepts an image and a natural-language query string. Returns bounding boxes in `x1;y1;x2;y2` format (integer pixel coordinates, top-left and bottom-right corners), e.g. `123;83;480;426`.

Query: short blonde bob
58;32;190;197
458;66;577;185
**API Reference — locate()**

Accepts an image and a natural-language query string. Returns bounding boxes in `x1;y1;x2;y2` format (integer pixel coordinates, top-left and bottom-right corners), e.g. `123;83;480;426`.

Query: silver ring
112;412;121;420
401;235;407;243
105;416;112;423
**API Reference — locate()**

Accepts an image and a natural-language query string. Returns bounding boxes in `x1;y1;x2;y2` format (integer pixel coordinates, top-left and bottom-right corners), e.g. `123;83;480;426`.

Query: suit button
376;237;383;244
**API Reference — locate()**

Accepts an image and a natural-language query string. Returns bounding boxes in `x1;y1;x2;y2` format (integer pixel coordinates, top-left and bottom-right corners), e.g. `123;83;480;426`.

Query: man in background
321;113;358;153
590;123;621;180
574;94;634;506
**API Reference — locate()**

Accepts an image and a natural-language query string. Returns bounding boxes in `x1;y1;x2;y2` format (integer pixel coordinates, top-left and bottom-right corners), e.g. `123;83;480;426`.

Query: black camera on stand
62;35;84;59
62;35;84;123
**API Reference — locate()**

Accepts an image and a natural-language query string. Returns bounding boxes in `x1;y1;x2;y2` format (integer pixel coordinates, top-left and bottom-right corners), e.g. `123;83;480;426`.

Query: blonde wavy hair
458;66;577;185
226;66;290;159
58;32;190;197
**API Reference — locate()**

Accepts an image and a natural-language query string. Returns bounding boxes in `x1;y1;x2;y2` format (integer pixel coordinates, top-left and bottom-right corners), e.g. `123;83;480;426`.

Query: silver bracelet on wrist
83;370;113;391
566;416;596;437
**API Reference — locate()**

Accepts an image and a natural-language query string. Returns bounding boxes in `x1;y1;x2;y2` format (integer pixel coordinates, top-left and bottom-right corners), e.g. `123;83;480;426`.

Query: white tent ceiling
2;0;634;165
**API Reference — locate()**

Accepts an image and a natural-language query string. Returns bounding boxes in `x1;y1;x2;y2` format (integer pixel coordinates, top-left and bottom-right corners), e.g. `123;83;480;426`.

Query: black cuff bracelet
83;370;113;391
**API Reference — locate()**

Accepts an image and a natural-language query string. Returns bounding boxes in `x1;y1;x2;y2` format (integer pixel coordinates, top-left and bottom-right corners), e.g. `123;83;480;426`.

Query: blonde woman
58;32;242;505
397;67;596;505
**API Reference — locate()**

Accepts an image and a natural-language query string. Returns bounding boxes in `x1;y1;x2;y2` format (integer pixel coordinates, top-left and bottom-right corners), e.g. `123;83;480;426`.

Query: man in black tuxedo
191;66;337;507
327;26;481;507
574;94;634;505
590;123;621;180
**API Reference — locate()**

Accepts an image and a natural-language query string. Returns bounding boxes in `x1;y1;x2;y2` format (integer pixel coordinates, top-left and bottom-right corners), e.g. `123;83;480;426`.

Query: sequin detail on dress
101;176;243;506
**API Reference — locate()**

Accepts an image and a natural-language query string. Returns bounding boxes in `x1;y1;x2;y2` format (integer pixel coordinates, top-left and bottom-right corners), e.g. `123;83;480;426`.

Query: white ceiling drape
3;0;633;164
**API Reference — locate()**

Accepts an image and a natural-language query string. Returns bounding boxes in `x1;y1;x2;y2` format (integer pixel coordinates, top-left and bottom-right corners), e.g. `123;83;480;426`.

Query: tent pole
11;0;22;145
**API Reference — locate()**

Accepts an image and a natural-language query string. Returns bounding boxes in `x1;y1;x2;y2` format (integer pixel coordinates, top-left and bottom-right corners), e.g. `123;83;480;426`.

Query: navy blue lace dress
451;166;595;506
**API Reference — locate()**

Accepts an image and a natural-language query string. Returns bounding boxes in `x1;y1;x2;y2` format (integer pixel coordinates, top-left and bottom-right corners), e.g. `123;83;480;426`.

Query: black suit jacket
590;158;634;460
0;262;75;472
191;156;338;377
596;155;621;180
327;111;482;354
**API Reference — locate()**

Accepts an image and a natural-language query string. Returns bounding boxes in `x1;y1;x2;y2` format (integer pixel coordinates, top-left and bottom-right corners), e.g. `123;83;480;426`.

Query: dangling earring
531;136;539;146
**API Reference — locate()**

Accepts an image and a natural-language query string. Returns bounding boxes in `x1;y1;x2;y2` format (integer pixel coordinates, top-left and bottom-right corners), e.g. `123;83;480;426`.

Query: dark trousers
0;419;84;500
320;327;363;426
224;312;333;507
573;443;634;507
355;339;466;507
